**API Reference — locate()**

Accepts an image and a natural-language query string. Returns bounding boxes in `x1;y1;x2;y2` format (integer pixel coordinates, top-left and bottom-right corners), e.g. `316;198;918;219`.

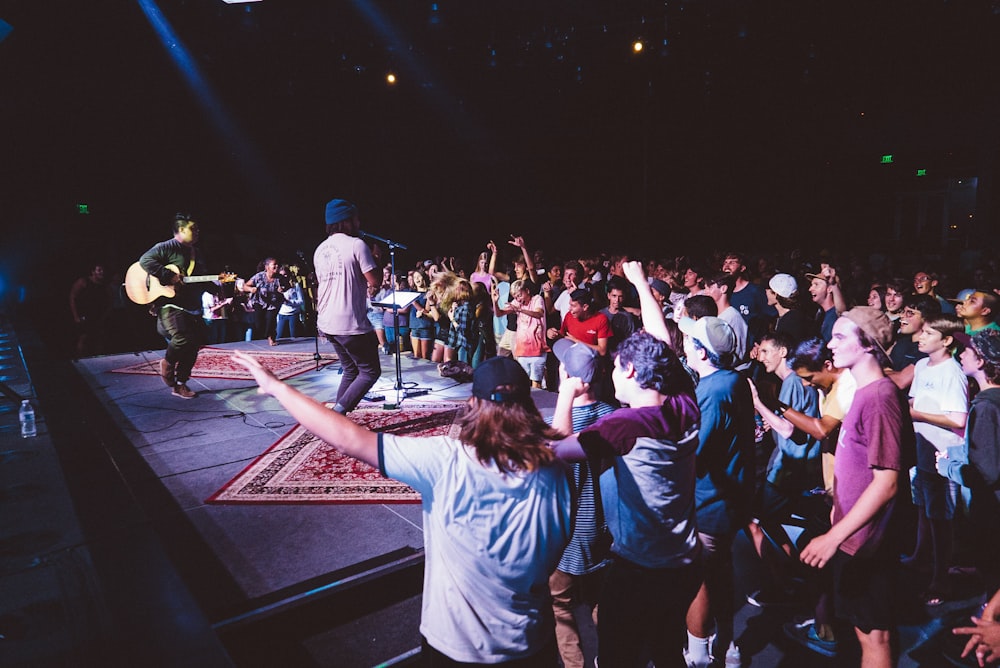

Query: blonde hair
431;272;471;312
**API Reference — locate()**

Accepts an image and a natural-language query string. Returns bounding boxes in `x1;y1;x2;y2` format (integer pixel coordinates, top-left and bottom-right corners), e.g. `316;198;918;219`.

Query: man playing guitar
137;213;206;399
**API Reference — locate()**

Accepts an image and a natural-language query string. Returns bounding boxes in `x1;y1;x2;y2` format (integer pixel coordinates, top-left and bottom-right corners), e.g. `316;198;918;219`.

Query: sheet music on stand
372;291;422;310
371;290;430;406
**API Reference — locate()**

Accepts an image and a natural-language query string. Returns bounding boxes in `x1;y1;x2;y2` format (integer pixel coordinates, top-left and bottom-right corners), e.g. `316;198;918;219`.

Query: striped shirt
550;401;617;575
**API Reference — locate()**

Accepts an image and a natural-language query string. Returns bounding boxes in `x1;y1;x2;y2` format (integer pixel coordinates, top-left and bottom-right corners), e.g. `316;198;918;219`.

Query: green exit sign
77;204;90;214
916;169;927;177
880;155;893;164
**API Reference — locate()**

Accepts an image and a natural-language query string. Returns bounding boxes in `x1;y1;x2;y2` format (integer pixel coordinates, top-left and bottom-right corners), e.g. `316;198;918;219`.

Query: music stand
372;290;431;405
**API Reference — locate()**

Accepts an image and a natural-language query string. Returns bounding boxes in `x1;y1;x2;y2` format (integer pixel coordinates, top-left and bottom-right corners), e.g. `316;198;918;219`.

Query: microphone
359;230;408;250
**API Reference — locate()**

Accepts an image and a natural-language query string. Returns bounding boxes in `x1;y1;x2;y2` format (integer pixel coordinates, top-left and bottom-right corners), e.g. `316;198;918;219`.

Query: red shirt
560;311;612;346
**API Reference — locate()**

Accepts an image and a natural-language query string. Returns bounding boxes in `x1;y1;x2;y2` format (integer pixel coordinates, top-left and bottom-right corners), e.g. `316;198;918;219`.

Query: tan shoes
172;383;196;399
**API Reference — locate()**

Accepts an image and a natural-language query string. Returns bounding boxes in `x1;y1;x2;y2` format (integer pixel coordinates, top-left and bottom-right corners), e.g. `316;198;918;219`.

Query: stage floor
73;338;550;603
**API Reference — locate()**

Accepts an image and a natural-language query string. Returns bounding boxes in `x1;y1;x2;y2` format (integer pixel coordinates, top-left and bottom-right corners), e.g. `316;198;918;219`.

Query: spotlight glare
386;72;397;85
633;40;644;53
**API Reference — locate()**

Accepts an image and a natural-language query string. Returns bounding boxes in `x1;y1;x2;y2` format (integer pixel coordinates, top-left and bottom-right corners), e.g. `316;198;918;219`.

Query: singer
313;198;382;413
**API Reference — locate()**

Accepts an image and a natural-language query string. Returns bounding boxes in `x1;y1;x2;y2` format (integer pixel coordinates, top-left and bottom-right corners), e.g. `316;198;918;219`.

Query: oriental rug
111;347;337;381
205;401;464;504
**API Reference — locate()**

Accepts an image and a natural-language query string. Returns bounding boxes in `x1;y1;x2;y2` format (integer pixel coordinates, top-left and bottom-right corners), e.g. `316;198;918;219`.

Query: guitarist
138;213;206;399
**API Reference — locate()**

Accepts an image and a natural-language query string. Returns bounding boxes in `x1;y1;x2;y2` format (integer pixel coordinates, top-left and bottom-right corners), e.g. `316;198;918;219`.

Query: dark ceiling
2;0;1000;270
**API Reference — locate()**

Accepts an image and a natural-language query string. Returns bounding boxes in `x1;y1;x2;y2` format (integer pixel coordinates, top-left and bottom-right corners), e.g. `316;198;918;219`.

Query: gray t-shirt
313;233;377;336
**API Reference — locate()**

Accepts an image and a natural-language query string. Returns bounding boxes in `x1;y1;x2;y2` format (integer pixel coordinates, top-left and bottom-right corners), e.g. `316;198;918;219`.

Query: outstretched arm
231;351;379;467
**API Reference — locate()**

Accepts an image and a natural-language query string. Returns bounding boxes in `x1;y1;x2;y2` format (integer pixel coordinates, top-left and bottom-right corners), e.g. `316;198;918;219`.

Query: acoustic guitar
124;262;237;305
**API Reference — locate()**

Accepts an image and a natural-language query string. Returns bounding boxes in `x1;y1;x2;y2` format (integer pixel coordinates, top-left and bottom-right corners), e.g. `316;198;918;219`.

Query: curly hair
455;398;563;474
972;329;1000;385
615;331;695;397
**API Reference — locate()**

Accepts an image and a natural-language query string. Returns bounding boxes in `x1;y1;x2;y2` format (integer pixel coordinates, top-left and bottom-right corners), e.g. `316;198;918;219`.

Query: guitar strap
186;252;196;277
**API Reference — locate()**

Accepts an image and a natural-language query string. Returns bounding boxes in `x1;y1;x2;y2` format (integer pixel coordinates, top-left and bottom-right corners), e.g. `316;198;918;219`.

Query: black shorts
831;549;894;634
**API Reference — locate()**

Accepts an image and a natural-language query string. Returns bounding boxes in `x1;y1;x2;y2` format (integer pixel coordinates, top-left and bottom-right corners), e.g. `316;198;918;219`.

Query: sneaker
783;619;837;657
684;633;715;668
682;650;713;668
747;585;802;608
159;359;175;387
172;383;196;399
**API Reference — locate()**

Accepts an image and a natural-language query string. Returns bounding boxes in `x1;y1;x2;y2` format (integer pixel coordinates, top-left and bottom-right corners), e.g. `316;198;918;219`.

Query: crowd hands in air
226;232;1000;667
272;235;1000;666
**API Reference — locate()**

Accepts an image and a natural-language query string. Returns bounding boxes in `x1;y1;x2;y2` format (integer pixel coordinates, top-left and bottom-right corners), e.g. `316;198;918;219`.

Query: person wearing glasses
886;295;942;391
913;269;957;315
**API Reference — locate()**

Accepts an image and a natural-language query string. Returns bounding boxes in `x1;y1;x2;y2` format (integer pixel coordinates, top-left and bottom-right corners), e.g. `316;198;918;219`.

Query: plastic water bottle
19;400;36;438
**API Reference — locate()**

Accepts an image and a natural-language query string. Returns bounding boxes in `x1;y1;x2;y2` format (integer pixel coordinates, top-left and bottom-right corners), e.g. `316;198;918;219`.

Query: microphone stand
295;253;327;373
362;232;429;408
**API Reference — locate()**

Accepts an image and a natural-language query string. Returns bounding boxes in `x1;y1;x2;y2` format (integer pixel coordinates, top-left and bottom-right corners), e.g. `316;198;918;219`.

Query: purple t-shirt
833;376;911;556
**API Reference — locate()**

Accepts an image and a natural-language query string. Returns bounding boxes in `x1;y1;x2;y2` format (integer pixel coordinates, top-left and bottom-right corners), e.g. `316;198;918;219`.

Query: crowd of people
95;205;1000;665
241;206;1000;668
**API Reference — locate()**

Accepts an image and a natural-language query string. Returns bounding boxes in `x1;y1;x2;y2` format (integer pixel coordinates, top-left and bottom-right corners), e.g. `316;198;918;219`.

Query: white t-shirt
909;357;968;451
313;233;377;336
553;289;573;322
201;291;227;321
379;433;572;663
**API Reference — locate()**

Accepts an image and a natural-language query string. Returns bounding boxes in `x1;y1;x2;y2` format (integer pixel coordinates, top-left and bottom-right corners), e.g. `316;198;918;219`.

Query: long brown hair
456;397;564;474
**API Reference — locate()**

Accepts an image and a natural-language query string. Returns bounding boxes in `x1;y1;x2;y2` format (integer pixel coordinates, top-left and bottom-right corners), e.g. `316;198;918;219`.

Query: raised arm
231;351;379;466
509;235;538;283
822;264;848;315
621;260;670;342
748;378;794;440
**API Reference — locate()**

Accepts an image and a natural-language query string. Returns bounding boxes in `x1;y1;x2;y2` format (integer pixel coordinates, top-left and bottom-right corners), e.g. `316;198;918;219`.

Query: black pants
325;331;381;412
598;556;703;667
157;307;205;384
254;308;279;341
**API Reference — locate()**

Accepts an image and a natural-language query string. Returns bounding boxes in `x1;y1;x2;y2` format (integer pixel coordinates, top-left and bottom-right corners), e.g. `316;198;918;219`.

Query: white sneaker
683;648;714;668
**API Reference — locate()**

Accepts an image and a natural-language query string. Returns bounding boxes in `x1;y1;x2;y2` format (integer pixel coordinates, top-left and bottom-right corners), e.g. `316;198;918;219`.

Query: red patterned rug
206;401;464;504
111;347;337;381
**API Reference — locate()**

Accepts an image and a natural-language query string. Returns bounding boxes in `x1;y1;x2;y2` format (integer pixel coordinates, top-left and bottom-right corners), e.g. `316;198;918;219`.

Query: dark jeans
325;330;381;411
157;307;205;384
598;556;702;668
204;318;227;345
276;313;300;339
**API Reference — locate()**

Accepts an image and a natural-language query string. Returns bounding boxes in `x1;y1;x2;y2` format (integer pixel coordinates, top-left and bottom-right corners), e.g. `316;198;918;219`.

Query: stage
68;337;559;666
